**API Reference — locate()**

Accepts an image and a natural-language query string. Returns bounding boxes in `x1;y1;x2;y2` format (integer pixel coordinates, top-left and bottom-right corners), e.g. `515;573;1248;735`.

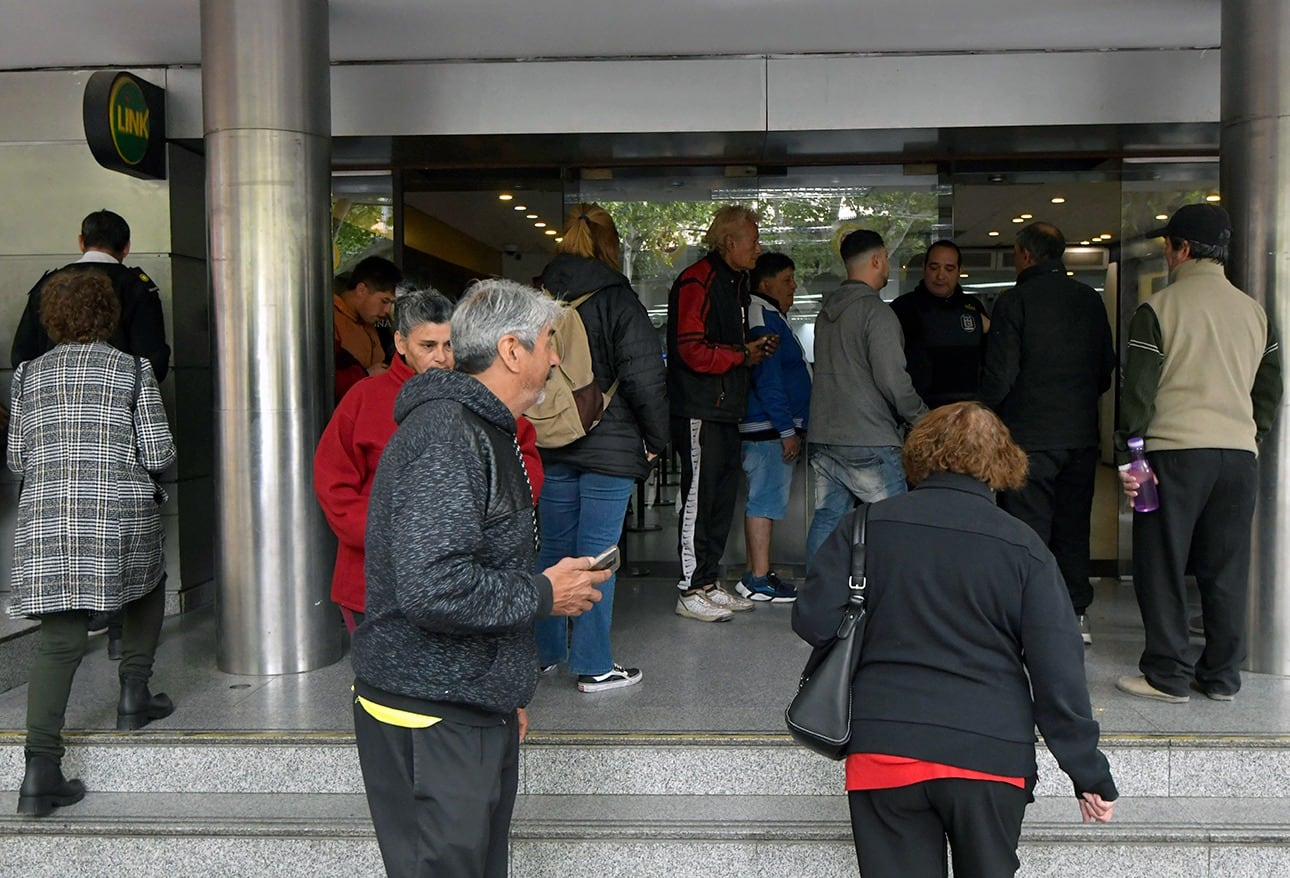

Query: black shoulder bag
785;506;869;760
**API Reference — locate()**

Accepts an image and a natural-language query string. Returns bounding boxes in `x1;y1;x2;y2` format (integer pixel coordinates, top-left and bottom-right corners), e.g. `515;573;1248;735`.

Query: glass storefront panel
581;166;939;368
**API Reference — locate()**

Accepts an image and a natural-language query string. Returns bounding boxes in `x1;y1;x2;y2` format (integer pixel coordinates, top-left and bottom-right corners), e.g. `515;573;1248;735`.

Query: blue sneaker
735;571;797;603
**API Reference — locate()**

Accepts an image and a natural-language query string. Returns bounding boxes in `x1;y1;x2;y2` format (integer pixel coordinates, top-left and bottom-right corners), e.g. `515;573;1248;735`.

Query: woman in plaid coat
7;269;176;817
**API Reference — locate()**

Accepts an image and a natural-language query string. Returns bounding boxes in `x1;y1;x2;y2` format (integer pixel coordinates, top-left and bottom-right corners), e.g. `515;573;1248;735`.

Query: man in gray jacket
806;229;927;561
351;278;611;878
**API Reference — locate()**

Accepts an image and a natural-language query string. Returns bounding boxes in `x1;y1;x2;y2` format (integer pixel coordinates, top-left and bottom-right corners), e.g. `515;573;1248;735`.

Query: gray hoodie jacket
352;368;553;716
809;279;927;447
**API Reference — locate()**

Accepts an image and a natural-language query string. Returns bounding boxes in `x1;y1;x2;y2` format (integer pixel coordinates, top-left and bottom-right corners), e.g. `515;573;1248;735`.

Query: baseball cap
1147;203;1232;247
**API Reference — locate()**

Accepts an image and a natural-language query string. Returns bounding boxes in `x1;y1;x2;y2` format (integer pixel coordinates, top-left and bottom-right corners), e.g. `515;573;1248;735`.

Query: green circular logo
109;77;150;166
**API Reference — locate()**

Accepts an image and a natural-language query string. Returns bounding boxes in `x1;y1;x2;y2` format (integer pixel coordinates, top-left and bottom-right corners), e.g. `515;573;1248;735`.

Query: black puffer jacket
538;254;669;481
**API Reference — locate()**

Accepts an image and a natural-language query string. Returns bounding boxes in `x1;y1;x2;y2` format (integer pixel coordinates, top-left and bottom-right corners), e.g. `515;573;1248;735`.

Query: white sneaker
675;590;733;622
704;583;755;612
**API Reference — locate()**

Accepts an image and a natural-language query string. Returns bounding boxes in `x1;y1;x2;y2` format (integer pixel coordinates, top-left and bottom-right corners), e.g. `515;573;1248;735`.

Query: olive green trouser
26;581;166;761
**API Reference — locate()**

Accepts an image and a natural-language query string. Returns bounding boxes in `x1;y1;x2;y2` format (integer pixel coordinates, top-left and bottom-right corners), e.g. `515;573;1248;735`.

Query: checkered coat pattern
6;342;176;617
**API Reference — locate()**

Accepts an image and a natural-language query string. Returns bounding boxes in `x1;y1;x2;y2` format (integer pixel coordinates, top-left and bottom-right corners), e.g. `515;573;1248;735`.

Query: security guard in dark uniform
890;239;987;409
11;209;171;657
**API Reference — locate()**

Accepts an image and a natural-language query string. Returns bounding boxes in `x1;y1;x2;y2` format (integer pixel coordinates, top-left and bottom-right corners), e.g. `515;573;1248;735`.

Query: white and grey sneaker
1078;614;1093;646
675;590;734;622
705;583;755;612
577;664;643;693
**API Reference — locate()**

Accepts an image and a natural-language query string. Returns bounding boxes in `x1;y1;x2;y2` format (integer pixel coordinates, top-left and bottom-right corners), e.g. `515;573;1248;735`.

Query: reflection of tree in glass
602;190;937;296
1120;188;1214;241
332;198;395;277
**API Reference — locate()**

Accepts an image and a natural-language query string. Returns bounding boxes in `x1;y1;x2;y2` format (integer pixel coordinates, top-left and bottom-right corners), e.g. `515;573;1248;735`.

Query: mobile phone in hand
589;545;621;572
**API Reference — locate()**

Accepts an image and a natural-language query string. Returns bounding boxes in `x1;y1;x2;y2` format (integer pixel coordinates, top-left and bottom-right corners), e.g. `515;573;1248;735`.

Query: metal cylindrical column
1222;0;1290;675
202;0;340;674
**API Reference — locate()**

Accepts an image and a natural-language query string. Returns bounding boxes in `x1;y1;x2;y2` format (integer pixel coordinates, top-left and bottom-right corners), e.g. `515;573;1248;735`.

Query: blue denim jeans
805;443;907;564
534;463;635;676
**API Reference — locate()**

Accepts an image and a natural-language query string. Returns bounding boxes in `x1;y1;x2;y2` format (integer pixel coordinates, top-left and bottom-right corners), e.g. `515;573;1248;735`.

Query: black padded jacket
538;254;669;481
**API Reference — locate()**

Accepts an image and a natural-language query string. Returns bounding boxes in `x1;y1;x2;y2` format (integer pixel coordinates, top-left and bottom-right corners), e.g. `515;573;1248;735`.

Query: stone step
2;731;1289;800
0;792;1287;877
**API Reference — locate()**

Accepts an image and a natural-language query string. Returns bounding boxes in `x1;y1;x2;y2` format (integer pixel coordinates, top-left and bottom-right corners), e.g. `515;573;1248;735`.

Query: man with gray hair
351;278;610;878
314;285;457;634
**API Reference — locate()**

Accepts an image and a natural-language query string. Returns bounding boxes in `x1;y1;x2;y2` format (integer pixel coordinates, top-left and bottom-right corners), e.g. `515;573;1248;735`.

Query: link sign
83;71;167;180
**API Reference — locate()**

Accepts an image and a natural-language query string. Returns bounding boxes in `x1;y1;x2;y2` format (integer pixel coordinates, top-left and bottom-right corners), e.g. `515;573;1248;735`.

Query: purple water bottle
1123;437;1159;513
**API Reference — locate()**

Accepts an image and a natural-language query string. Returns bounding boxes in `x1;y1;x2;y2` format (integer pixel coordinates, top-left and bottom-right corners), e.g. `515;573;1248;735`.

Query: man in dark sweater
980;222;1115;645
351;278;610;878
890;239;988;408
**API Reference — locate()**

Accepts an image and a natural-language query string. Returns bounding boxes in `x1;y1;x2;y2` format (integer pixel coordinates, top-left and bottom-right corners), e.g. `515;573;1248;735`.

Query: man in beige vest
1116;204;1282;704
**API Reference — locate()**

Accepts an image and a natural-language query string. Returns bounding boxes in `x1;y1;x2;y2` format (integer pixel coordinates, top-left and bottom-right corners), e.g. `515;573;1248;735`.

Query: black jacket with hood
353;368;553;717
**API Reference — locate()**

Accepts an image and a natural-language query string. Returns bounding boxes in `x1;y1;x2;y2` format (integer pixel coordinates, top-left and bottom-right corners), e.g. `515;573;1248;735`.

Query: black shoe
1189;680;1236;702
117;678;175;731
17;754;86;817
107;635;123;661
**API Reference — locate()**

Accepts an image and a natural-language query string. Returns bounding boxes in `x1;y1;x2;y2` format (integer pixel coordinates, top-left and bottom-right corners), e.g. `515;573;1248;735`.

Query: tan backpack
525;289;619;449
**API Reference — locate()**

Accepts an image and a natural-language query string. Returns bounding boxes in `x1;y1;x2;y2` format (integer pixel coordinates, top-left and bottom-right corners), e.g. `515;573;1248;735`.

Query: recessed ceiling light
535;222;546;228
1051;197;1066;204
1020;213;1033;220
1080;240;1091;245
545;229;558;236
1205;193;1221;202
1099;233;1112;240
987;230;1000;237
1155;214;1168;221
555;236;564;243
1011;217;1024;224
526;214;538;219
1067;271;1075;276
498;194;513;201
514;205;527;211
959;273;969;278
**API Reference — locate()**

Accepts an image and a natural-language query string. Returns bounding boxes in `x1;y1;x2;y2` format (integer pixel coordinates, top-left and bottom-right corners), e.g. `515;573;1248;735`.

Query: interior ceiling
396;163;1219;261
0;0;1217;70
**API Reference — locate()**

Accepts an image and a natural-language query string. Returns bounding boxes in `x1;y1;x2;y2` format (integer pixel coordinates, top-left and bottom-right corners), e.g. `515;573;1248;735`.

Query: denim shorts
741;438;795;520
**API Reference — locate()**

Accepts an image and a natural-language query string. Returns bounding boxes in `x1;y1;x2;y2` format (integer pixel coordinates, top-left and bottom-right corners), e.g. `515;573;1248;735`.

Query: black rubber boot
107;635;123;661
117;677;175;731
17;754;86;817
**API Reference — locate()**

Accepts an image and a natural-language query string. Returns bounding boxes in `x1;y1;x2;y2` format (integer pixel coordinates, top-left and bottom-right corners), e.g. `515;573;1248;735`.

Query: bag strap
564;288;622;405
835;506;870;640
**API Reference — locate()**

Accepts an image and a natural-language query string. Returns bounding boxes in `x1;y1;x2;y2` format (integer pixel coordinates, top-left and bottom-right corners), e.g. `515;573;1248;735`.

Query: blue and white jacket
739;293;812;441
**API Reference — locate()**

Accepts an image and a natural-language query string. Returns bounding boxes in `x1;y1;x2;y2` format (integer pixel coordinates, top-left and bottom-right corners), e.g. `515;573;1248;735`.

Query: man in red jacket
315;287;546;633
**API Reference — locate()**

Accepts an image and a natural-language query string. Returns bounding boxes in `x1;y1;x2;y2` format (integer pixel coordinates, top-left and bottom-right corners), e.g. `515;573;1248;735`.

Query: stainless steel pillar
202;0;340;674
1222;0;1290;675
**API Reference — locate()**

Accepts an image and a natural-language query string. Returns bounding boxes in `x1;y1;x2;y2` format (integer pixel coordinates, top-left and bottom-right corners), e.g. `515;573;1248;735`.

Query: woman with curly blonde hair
794;402;1116;877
